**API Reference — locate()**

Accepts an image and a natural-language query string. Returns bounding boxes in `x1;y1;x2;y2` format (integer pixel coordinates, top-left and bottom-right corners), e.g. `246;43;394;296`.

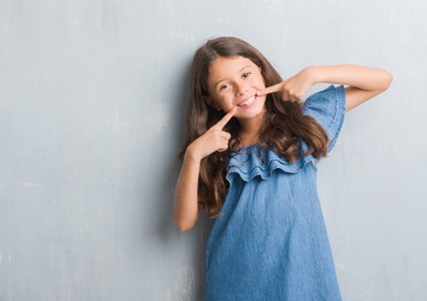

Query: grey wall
1;0;426;300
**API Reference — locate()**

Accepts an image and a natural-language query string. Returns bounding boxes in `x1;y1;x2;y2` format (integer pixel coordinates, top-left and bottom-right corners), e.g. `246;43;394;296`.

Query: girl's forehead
209;56;257;78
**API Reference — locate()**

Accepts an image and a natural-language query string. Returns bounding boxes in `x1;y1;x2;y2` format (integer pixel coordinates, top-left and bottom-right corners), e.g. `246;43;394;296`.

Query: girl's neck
238;112;265;147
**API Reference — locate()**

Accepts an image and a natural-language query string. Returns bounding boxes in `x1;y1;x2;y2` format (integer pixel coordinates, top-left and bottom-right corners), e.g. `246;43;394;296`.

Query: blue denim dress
205;85;346;301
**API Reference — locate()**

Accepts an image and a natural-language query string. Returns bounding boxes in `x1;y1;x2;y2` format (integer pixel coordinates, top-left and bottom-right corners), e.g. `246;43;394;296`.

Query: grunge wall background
1;1;426;300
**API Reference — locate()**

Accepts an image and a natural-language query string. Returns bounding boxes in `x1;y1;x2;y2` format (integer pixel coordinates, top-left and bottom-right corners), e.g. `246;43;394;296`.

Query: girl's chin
235;108;266;120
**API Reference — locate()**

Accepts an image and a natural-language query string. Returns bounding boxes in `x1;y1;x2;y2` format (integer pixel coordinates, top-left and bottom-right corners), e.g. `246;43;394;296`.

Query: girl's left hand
257;67;316;102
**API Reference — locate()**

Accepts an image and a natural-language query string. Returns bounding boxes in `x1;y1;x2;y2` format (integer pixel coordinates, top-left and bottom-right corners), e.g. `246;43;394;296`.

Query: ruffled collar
226;143;315;183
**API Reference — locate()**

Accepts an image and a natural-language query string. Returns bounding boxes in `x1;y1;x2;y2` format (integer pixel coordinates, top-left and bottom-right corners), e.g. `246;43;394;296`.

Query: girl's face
207;56;267;121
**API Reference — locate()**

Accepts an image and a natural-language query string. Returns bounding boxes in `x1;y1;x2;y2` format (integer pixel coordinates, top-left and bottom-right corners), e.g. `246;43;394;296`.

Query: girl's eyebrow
214;65;253;88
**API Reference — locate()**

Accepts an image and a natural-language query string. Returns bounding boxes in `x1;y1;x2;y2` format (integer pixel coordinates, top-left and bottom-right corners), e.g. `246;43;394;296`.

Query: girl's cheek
252;76;264;88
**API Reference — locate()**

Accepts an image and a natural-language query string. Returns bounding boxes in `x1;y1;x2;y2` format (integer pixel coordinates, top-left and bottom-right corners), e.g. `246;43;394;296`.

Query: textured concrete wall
1;0;426;300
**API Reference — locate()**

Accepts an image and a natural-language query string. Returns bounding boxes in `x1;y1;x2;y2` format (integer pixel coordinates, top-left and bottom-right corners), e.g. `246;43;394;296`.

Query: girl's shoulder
303;84;346;152
303;84;346;117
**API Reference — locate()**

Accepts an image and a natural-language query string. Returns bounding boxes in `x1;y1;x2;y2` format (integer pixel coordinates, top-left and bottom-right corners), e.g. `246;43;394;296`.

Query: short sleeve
302;84;346;153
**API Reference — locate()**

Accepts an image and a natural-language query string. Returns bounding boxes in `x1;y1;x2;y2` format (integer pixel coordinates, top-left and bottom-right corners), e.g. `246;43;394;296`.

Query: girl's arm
174;108;236;232
307;65;393;111
173;150;202;232
258;64;393;112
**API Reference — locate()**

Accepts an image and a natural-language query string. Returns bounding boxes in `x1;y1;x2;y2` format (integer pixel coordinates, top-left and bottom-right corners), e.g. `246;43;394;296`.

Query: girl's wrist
185;144;202;163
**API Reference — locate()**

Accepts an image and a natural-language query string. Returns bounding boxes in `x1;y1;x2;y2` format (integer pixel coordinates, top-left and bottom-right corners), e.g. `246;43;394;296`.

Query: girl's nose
237;83;249;95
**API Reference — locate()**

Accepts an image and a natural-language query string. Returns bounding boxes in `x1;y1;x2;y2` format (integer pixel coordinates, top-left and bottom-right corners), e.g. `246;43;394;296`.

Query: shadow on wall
150;58;211;300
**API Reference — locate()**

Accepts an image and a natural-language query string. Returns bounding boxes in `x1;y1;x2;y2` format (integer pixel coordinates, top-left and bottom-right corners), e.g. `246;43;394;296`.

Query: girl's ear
204;96;222;111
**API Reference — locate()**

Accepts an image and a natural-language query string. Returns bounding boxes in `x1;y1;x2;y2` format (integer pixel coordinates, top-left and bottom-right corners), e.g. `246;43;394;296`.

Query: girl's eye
219;83;230;90
242;72;252;78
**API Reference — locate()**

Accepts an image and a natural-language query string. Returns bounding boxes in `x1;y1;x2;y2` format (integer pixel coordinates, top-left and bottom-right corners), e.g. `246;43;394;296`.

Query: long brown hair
180;37;329;218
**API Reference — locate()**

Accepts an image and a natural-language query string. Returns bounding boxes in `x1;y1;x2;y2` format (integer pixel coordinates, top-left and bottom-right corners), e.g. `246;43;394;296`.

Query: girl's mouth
237;95;256;108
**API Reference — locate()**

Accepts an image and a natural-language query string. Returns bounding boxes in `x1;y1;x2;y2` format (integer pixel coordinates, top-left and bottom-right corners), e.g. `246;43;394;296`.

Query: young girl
174;36;392;300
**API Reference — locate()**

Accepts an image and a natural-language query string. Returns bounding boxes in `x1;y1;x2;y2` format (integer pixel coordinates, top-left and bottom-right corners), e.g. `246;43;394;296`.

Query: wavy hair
180;37;329;218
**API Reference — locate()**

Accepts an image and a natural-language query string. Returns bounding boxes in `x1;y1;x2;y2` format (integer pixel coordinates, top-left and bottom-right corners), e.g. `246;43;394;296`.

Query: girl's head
188;36;283;135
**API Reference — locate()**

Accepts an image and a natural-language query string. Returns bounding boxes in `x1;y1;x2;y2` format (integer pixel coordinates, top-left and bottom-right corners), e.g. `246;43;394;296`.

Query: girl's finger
221;131;231;140
257;81;285;96
213;107;237;130
281;91;290;101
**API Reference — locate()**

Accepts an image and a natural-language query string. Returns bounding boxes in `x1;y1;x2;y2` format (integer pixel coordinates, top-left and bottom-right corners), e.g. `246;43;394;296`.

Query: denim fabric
205;85;346;301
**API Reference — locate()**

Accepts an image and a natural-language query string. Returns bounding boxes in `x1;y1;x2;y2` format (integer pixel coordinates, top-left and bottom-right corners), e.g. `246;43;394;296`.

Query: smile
237;95;256;108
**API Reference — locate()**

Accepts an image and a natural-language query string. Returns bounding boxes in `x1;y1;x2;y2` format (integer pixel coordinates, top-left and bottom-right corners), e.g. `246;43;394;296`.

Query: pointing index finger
257;81;284;96
214;107;237;130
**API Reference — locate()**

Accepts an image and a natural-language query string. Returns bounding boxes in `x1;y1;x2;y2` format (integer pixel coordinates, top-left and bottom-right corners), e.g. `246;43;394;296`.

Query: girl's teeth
239;96;255;107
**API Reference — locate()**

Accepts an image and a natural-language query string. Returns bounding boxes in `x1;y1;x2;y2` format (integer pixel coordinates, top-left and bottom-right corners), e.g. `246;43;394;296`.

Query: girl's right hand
186;107;237;160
